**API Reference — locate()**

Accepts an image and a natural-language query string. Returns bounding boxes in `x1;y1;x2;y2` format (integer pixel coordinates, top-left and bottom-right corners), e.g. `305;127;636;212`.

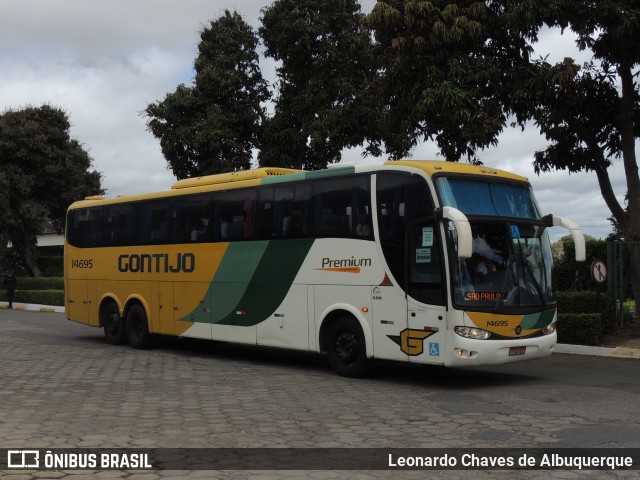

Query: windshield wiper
516;239;548;307
494;254;515;312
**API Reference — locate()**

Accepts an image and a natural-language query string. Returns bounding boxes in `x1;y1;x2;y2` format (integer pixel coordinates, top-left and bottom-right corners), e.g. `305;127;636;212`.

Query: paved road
1;309;639;479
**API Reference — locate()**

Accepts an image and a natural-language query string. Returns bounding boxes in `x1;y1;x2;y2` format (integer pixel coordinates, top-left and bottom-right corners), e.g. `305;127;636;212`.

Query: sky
0;0;630;242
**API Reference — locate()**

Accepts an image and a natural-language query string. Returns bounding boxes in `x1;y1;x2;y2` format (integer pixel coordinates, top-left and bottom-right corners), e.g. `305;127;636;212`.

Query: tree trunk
626;199;640;317
22;233;42;277
617;63;640;313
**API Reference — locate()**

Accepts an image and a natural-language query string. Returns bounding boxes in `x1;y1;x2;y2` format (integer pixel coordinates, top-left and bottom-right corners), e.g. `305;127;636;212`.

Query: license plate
509;346;526;356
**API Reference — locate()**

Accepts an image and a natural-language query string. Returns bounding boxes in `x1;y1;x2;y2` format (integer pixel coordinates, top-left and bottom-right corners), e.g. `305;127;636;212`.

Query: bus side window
80;207;104;247
136;201;170;244
220;190;256;240
115;204;135;245
173;194;212;243
376;172;434;244
257;188;275;239
376;172;434;290
264;183;311;239
67;208;102;248
312;175;371;238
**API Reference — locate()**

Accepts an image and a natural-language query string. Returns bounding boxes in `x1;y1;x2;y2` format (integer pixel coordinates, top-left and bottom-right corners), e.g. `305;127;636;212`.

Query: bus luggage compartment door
67;279;89;324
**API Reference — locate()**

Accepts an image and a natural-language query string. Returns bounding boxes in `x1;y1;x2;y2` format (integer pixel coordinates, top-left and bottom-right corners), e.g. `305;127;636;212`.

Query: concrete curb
1;302;638;359
554;343;640;359
0;302;65;314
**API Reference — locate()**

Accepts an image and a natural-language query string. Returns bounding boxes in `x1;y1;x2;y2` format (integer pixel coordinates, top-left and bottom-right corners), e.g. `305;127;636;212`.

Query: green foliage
513;1;640;308
0;276;64;306
14;277;63;290
0;106;102;232
556;290;616;333
556;289;618;344
0;290;64;306
363;0;640;310
38;256;64;277
552;237;609;291
145;11;269;179
259;0;378;169
557;313;602;346
363;0;535;160
556;290;611;315
0;105;102;276
0;249;29;276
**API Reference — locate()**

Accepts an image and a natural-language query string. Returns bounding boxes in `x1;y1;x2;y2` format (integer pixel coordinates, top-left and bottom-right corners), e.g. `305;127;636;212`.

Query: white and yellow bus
65;160;585;376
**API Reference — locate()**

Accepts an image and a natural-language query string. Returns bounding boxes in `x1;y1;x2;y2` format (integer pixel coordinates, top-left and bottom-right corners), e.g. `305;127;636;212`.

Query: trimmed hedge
0;290;64;306
555;290;622;345
1;277;64;308
14;277;64;290
556;291;612;315
556;290;616;334
557;313;602;346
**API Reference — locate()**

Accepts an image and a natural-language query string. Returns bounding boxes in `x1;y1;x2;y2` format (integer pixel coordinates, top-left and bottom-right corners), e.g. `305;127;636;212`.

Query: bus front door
405;221;447;365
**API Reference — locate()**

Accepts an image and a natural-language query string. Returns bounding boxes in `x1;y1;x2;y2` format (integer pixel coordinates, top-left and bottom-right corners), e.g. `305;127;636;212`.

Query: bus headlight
454;326;491;340
542;321;556;335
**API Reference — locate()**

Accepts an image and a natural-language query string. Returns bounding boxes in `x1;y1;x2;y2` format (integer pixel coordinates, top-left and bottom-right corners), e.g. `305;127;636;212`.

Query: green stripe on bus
215;238;314;326
261;172;308;185
180;239;314;326
210;241;270;324
520;309;556;329
304;166;355;179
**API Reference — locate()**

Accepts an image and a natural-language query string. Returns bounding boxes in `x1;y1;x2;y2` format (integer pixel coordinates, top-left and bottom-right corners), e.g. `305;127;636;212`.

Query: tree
364;0;535;160
0;105;103;276
259;0;379;170
145;10;269;179
511;0;640;305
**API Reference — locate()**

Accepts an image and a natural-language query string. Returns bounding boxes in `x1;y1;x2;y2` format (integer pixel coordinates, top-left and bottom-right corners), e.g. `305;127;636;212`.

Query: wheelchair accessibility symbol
429;342;440;356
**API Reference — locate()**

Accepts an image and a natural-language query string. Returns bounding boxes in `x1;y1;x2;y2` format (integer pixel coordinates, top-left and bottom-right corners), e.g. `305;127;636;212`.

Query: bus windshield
436;176;554;310
449;222;554;310
436;176;541;219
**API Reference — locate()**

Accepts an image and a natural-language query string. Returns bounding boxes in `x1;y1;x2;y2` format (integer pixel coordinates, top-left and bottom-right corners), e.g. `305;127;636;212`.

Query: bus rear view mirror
543;215;586;262
437;206;473;259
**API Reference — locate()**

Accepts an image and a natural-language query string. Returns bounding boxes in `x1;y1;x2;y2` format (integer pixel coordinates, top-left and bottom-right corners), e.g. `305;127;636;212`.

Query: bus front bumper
443;329;557;367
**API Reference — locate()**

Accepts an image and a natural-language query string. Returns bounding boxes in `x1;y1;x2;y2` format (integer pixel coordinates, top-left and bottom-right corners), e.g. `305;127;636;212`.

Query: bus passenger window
134;201;170;245
219;190;256;240
172;195;211;243
278;184;310;238
312;176;370;238
257;188;275;239
356;213;372;238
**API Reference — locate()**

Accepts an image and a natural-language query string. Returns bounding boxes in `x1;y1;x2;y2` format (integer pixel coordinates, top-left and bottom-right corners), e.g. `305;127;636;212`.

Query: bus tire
326;316;371;377
125;304;152;349
102;302;127;345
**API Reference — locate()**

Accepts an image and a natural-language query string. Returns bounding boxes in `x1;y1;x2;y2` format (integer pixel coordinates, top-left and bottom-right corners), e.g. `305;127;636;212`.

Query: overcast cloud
0;0;629;241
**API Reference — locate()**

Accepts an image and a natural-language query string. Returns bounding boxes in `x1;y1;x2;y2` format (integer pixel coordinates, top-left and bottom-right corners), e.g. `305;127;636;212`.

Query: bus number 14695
71;259;94;269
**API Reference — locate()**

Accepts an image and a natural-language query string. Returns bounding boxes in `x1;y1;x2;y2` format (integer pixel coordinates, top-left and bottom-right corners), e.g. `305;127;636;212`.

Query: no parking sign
591;259;607;284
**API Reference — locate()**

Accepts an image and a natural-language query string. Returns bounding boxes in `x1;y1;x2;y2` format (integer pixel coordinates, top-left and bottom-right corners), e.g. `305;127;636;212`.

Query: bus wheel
327;317;371;377
102;302;126;345
125;304;152;349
